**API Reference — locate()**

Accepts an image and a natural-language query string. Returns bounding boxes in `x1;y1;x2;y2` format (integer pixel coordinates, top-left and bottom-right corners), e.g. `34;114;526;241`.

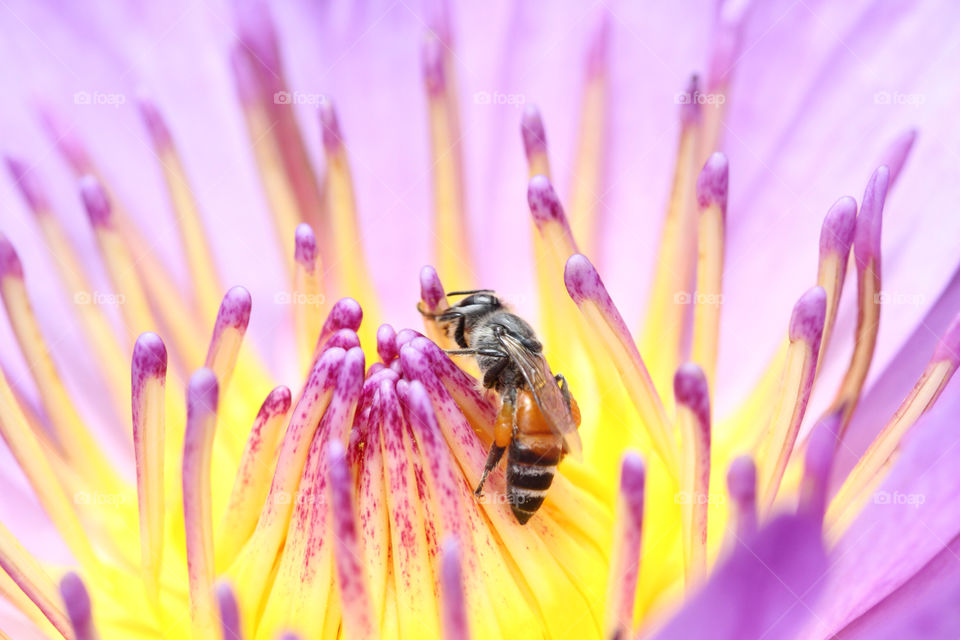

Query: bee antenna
445;289;496;297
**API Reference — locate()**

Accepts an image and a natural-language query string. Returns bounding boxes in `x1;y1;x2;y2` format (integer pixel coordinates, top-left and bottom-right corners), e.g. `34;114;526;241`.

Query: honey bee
420;290;582;524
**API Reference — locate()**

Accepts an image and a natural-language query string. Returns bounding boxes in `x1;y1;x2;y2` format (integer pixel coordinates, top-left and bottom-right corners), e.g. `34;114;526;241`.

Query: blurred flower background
1;0;960;638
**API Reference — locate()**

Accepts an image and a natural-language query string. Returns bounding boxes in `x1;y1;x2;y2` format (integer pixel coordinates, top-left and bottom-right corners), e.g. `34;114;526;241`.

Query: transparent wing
497;331;583;459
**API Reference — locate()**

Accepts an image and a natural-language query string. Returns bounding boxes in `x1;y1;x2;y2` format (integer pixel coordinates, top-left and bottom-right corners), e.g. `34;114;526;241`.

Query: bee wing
497;332;583;460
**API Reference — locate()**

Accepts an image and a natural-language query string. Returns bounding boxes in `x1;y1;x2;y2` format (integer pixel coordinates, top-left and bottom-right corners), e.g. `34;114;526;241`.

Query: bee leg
444;348;508;358
555;373;572;412
474;388;516;498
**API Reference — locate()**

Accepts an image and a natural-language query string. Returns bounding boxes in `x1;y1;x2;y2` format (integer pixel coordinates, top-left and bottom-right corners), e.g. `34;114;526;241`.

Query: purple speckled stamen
727;455;757;537
818;196;857;258
132;332;167;386
419;265;446;311
294;223;318;268
853;166;889;272
932;313;960;366
527;175;572;231
674;363;711;431
319;101;343;151
422;36;445;95
788;286;827;347
78;175;113;228
377;324;398;363
696;152;729;212
0;234;24;279
60;572;96;640
679;75;702;128
216;582;242;640
880;129;918;186
440;536;470;640
606;452;645;639
214;286;253;332
521;105;548;158
5;156;49;214
800;411;840;522
137;96;173;149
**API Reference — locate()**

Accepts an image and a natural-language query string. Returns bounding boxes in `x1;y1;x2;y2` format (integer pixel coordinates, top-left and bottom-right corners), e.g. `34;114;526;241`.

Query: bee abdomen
507;439;560;524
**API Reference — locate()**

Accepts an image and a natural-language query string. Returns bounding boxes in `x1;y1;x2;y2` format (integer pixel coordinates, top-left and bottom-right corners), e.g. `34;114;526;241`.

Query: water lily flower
0;1;959;639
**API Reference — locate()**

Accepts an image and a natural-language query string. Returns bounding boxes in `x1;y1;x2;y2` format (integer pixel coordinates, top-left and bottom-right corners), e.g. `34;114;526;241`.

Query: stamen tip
679;74;702;127
264;385;292;415
727;455;756;501
59;572;92;630
585;12;611;77
218;286;252;330
563;254;602;305
294;223;318;267
229;46;259;105
527;175;564;226
0;234;24;280
215;582;241;639
521;105;547;157
854;165;889;266
419;265;446;310
933;312;960;366
137;95;173;149
620;451;646;507
696;152;729;211
5;156;48;213
319;100;343;151
187;368;219;414
325;298;363;333
422;36;446;95
673;363;710;426
819;196;857;257
133;332;168;379
788;286;827;344
377;324;398;363
78;175;112;227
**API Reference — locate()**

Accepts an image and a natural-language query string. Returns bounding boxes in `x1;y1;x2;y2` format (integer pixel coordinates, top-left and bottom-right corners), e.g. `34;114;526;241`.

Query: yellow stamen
214;387;291;572
0;367;99;570
675;365;711;587
0;260;120;493
826;354;957;538
132;333;167;604
183;370;220;638
293;225;324;374
320;102;381;342
153;145;224;323
0;522;72;639
756;287;826;511
640;85;702;403
424;38;472;289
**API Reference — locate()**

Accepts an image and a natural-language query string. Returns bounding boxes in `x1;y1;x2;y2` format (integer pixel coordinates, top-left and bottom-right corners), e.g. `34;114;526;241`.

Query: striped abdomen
506;391;563;524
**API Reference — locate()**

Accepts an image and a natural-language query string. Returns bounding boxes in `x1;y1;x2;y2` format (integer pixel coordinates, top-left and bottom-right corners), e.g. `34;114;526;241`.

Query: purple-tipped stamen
679;75;702;128
521;105;548;159
789;286;827;348
0;234;24;280
527;175;570;228
294;223;318;268
137;96;173;149
216;582;243;640
5;156;49;214
726;455;757;538
674;363;711;429
319;101;343;152
213;286;252;333
819;196;857;257
132;332;168;384
604;452;645;640
419;265;446;311
696;152;729;213
60;572;97;640
440;536;470;640
800;411;841;523
853;166;889;273
422;36;446;95
377;324;398;363
78;175;113;228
